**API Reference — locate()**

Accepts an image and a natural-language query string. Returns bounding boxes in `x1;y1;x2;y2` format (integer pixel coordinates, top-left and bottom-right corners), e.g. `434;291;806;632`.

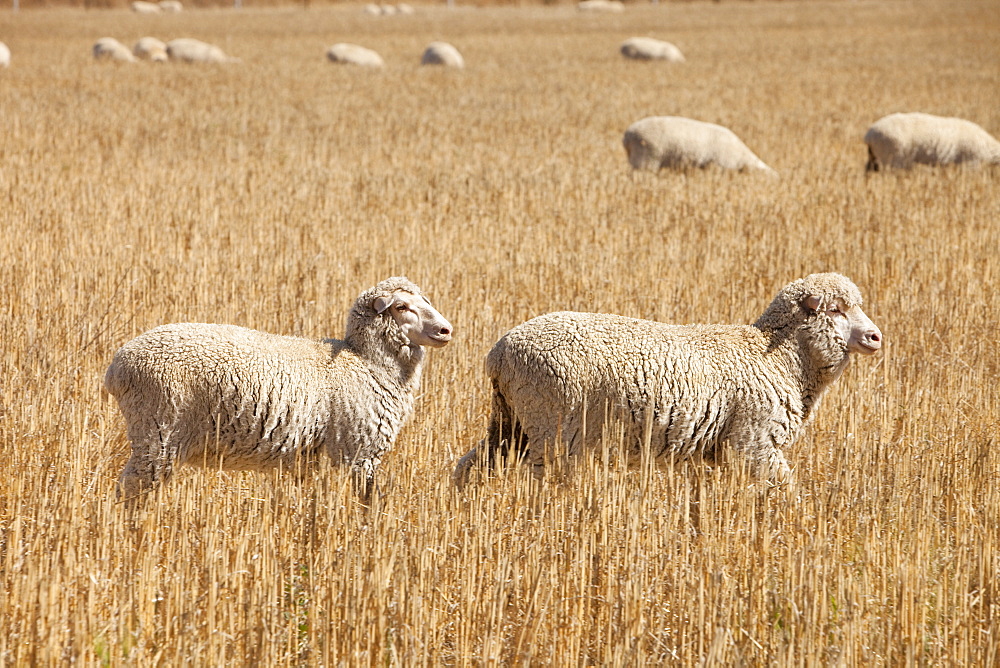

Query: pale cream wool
130;0;162;13
454;273;882;487
93;38;137;63
421;42;464;68
326;43;385;68
106;277;452;502
0;42;9;68
623;115;775;173
865;112;1000;171
166;38;233;64
133;37;168;63
620;37;685;63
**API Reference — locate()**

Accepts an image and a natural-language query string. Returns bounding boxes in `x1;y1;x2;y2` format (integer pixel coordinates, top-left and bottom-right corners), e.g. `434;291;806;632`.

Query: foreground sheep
133;36;168;63
93;38;137;63
620;37;685;63
106;277;452;503
454;273;881;487
166;38;234;64
623;116;775;173
326;43;385;68
421;42;464;68
864;112;1000;171
0;42;9;68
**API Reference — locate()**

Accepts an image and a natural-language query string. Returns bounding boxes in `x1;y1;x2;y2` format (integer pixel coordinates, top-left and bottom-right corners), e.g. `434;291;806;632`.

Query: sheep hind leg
865;146;880;172
455;386;529;488
117;447;174;506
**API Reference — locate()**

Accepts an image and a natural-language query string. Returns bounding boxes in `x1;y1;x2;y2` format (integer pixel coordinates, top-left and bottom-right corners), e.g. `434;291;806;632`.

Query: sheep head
346;277;452;361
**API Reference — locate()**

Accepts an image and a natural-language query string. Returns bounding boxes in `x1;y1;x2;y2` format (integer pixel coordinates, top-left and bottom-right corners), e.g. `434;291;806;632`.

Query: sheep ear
803;295;822;312
374;295;395;314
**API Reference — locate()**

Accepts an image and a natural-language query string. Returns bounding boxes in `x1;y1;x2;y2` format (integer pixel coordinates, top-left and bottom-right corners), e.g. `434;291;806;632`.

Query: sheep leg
117;446;174;504
865;146;880;172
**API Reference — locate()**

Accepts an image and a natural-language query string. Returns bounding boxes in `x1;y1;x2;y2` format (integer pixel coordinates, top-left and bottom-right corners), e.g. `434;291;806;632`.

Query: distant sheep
0;42;9;68
326;43;385;68
623;116;775;174
864;112;1000;171
130;0;163;13
397;3;415;14
363;3;382;14
93;38;137;63
159;0;183;12
133;37;168;63
421;42;464;68
578;0;624;12
166;38;235;64
455;273;882;487
106;277;452;503
620;37;684;63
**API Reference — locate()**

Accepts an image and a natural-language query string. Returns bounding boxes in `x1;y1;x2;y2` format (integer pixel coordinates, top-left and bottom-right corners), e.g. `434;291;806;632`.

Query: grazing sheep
326;43;385;68
454;273;881;487
397;3;415;14
578;0;624;12
93;38;137;63
106;277;452;503
421;42;464;68
0;42;9;68
864;112;1000;171
166;38;234;64
158;0;183;12
130;0;163;13
363;3;382;14
623;116;775;174
620;37;685;63
133;36;168;63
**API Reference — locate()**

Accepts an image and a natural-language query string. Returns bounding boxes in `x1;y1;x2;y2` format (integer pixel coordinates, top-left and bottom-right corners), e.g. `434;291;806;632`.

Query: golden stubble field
0;0;998;664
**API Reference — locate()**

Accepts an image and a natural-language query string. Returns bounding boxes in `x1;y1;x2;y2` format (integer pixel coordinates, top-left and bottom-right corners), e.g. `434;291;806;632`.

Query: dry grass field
1;0;998;664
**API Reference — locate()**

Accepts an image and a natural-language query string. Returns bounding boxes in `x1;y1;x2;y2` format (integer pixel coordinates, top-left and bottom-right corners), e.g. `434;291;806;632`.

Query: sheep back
865;112;1000;170
623;116;774;173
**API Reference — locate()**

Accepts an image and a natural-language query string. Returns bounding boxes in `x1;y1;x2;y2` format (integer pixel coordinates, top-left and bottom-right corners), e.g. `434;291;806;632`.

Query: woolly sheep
93;38;137;63
397;3;415;14
421;42;464;68
106;277;453;503
159;0;183;12
620;37;685;62
864;112;1000;171
326;43;385;68
0;42;9;68
133;37;168;63
623;116;775;174
578;0;624;12
363;3;382;14
130;0;163;13
166;38;235;64
454;273;882;487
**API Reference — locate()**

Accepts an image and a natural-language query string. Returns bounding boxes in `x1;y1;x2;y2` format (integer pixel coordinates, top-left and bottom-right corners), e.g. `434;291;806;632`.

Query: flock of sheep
105;273;882;504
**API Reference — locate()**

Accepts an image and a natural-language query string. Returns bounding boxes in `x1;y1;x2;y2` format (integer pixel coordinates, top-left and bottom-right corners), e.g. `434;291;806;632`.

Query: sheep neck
345;329;425;391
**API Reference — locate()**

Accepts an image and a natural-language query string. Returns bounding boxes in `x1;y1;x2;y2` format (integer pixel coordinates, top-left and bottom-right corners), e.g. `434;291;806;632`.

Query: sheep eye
396;304;409;312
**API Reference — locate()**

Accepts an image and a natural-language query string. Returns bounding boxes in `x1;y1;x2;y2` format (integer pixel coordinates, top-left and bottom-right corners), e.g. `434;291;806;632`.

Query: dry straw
0;0;997;663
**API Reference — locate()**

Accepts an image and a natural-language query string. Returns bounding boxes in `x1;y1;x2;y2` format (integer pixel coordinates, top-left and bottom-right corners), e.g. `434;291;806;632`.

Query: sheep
133;37;168;63
623;116;776;174
158;0;183;12
421;42;464;68
454;273;882;488
166;38;235;64
363;3;382;14
397;3;415;14
0;42;9;68
326;43;385;68
864;112;1000;171
578;0;624;13
130;0;163;13
620;37;685;63
105;277;452;504
93;38;137;63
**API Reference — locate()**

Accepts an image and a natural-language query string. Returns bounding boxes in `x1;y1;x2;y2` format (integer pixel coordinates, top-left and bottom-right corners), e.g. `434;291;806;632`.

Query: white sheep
623;116;775;173
620;37;685;62
578;0;624;12
397;3;415;14
421;42;464;68
133;36;168;63
166;38;235;64
864;112;1000;171
0;42;10;68
106;277;452;503
93;38;137;63
130;0;163;13
158;0;183;12
326;43;385;68
454;273;882;487
363;3;382;15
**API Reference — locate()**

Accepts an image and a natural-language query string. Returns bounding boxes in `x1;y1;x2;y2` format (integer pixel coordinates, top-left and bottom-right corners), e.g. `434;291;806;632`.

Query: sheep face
802;295;882;355
375;291;452;348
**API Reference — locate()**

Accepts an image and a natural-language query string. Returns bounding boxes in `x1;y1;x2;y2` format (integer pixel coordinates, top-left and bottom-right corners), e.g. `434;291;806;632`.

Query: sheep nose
867;329;882;349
